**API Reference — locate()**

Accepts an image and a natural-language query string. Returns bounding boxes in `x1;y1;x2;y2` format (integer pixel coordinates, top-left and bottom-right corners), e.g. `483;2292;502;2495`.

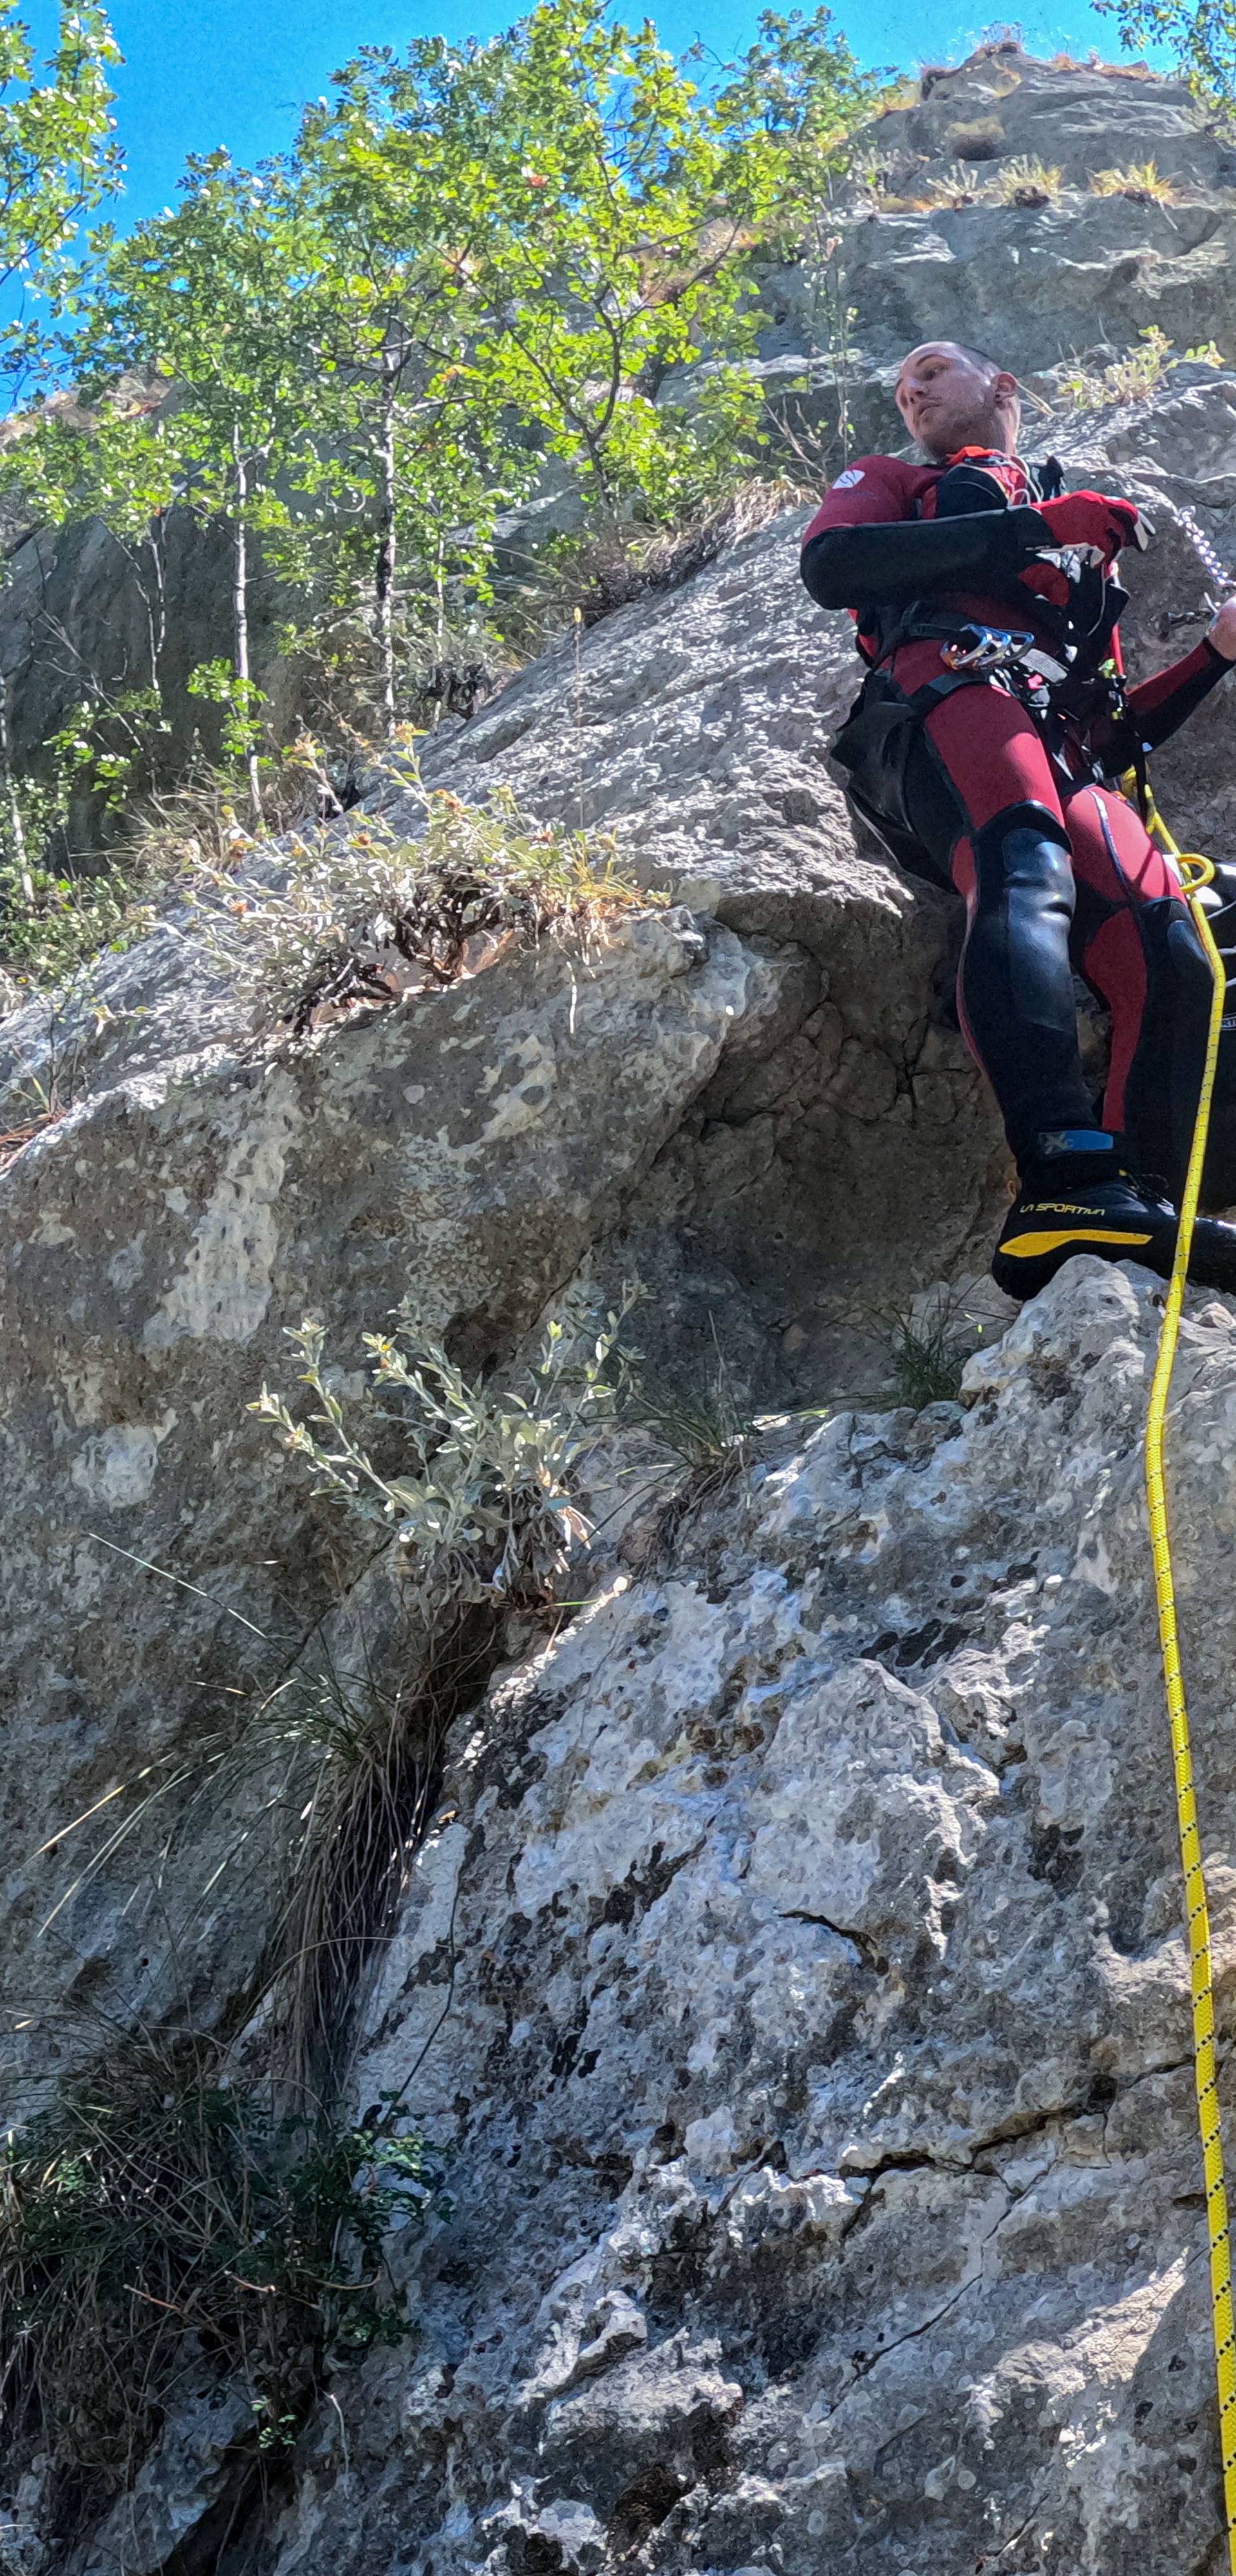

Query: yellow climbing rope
1139;783;1236;2568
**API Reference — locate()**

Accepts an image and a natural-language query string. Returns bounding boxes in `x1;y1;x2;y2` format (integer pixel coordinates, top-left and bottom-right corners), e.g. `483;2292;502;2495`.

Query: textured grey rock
873;50;1230;193
0;906;781;2086
9;46;1236;2576
405;511;1004;1399
68;2385;256;2576
262;1260;1236;2576
834;191;1236;377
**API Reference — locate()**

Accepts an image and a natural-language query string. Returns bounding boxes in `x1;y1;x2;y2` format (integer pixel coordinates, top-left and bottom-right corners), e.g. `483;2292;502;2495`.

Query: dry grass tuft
1089;158;1179;204
536;481;799;630
207;1645;487;2099
989;154;1065;207
914;159;986;207
888;1289;970;1408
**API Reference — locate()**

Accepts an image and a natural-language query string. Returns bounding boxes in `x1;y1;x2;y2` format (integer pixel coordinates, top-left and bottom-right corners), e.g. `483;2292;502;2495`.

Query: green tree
0;0;122;898
292;78;523;736
67;152;326;813
709;7;877;254
709;9;879;464
348;0;781;543
0;1;122;352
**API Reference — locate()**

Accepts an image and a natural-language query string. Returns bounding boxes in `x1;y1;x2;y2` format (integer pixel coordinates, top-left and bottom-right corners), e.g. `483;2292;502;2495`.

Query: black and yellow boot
991;1130;1236;1300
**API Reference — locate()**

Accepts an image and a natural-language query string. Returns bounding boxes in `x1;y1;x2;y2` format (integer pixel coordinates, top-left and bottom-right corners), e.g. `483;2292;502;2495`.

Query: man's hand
1208;596;1236;661
1031;491;1146;562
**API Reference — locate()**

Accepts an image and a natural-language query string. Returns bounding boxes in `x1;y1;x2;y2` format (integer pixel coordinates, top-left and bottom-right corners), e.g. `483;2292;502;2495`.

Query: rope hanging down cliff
1138;787;1236;2573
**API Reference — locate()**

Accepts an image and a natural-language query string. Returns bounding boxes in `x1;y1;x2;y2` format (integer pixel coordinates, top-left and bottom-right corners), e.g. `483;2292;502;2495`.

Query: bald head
895;340;1022;460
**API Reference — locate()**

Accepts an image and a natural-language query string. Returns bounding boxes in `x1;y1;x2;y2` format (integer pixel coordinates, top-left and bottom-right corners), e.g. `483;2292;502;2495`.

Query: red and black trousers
890;648;1213;1192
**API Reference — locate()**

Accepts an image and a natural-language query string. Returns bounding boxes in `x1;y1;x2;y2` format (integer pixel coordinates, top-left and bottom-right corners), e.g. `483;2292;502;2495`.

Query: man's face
895;342;1009;458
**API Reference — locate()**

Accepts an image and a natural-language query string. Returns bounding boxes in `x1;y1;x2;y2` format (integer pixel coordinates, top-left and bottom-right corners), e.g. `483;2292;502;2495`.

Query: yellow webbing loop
1139;783;1236;2566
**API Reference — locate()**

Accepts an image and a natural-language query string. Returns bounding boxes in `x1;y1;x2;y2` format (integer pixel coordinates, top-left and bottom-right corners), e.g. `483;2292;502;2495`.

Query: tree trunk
374;347;398;739
0;668;33;908
231;428;262;822
142;516;168;696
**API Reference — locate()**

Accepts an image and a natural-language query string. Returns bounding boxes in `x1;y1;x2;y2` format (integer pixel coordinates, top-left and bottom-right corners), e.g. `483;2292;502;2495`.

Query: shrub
0;848;159;996
242;1299;633;2076
253;1300;629;1616
0;741;343;1001
42;1297;634;2110
186;775;659;1037
1060;323;1174;410
0;2028;431;2514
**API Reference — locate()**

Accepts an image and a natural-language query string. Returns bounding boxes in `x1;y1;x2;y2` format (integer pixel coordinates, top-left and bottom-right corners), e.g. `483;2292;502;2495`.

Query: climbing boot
991;1131;1236;1300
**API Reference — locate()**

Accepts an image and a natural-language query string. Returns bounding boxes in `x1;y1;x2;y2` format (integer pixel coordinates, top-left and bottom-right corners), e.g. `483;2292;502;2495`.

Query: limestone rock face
407;508;1004;1399
261;1261;1236;2576
874;50;1229;191
0;908;783;2076
8;43;1236;2576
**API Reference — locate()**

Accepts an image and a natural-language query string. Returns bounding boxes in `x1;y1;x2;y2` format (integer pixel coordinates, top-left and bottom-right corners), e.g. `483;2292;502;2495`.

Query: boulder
257;1260;1236;2576
0;907;787;2082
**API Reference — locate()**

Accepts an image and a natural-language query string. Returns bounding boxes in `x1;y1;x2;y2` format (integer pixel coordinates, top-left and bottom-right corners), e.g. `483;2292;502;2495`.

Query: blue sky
33;0;1172;227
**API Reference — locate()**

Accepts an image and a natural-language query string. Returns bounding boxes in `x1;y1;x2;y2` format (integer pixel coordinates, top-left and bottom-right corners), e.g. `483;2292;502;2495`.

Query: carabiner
940;622;1037;673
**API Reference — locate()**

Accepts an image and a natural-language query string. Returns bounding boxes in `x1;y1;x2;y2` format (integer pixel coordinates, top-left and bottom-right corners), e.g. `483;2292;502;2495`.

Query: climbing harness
1138;781;1236;2570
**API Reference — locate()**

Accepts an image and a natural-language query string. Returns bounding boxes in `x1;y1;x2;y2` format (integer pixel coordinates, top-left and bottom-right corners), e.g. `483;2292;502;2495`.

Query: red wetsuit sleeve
1100;636;1231;768
800;455;922;547
800;455;1051;612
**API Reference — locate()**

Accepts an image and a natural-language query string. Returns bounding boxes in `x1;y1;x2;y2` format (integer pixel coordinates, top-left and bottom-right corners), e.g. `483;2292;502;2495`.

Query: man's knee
973;802;1074;908
969;803;1078;1031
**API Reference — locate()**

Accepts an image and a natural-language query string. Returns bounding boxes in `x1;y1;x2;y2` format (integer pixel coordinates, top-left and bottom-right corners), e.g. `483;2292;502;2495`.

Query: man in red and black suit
801;337;1236;1297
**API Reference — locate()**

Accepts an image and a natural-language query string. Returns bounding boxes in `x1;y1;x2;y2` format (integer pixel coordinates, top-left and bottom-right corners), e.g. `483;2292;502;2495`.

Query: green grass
888;1290;971;1408
0;2026;431;2519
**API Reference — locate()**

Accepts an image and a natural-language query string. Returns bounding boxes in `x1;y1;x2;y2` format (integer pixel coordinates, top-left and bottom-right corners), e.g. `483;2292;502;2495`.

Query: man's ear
992;370;1020;412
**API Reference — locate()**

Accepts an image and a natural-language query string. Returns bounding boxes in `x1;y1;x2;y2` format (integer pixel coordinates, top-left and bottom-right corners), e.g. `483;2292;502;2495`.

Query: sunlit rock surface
6;43;1236;2576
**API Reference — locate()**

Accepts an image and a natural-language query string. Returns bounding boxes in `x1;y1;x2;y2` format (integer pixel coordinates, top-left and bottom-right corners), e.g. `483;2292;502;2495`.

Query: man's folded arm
800;506;1051;610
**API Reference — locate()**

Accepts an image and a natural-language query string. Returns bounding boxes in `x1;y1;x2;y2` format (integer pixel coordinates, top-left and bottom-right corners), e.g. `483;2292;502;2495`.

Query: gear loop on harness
1134;773;1236;2572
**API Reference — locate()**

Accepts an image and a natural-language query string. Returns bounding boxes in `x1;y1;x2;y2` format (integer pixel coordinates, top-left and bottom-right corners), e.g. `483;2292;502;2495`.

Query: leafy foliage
0;0;121;392
253;1298;630;1615
1095;0;1236;106
241;1294;634;2077
709;7;879;256
1060;323;1177;412
0;840;156;987
0;2029;431;2504
0;0;875;904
